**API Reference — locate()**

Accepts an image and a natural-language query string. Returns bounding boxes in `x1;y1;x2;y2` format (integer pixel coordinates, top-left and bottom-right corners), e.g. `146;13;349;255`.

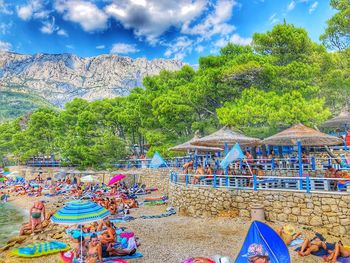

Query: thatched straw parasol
262;123;343;146
322;111;350;128
169;135;223;152
190;126;261;147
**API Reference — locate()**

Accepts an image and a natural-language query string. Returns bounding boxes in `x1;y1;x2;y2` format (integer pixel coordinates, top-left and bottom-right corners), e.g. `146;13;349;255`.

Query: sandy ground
1;193;349;263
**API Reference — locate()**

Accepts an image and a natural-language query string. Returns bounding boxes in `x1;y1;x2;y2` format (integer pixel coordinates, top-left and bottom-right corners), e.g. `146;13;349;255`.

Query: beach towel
140;208;176;219
110;216;135;223
289;238;304;247
101;252;143;262
295;243;335;256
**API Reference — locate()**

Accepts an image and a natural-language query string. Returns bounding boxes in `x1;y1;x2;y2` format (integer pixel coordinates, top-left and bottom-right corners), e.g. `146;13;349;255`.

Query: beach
1;192;347;263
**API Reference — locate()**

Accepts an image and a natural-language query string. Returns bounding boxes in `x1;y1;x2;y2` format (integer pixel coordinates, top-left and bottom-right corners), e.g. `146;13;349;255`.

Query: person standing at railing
183;160;194;174
193;164;205;184
325;166;336;178
245;150;253;164
205;164;213;178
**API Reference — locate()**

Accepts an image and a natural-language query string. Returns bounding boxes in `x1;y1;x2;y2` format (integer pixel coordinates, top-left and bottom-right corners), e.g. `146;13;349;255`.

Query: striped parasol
51;201;110;225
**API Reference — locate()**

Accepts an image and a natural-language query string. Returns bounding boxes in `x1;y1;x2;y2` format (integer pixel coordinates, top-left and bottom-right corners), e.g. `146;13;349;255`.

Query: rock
310;216;323;226
7;236;26;244
0;241;16;252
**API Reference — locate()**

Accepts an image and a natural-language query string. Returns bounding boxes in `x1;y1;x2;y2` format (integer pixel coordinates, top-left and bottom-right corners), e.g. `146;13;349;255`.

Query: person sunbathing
298;236;327;256
323;241;350;262
86;234;103;263
103;236;140;258
98;219;116;244
276;225;302;246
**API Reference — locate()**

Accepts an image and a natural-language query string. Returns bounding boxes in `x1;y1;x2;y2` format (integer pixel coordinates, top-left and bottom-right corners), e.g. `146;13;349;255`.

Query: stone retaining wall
169;183;350;237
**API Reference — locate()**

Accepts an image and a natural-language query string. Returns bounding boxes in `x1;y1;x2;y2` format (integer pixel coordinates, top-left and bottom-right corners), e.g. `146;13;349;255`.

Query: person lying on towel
298;235;327;257
323;241;350;262
276;225;302;245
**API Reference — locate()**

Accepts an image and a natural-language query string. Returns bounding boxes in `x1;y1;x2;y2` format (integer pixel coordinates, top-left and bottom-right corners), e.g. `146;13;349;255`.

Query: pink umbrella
108;174;126;186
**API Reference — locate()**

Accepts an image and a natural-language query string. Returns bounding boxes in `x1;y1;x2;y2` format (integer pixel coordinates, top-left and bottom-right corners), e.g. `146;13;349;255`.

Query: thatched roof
322;111;350;128
262;123;343;146
190;127;261;147
169;135;223;152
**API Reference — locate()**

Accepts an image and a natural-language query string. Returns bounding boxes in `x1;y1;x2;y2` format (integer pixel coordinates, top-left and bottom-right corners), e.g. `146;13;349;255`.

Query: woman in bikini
298;236;327;256
324;241;350;262
30;201;46;234
86;234;103;263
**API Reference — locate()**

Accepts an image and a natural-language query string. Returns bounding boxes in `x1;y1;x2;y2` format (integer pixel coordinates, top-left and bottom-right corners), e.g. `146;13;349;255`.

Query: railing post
306;176;310;193
239;159;242;170
328;157;331;167
271;158;275;170
186;173;189;186
213;173;217;188
253;175;257;191
226;174;229;187
170;172;173;182
174;173;178;184
311;157;316;171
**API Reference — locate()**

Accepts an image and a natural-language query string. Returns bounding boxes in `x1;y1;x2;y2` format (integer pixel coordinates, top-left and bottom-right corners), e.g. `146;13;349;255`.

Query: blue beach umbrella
51;201;110;261
51;200;110;225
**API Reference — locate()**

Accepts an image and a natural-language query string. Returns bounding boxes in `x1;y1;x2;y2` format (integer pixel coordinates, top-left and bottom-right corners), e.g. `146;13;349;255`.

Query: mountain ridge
0;51;183;121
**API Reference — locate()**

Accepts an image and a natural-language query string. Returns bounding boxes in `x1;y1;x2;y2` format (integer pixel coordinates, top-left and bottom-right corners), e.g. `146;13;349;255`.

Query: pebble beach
0;192;348;263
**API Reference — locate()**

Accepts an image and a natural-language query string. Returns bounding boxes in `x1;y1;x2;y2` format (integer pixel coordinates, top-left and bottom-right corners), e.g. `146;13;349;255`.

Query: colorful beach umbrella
108;174;125;186
51;201;110;261
51;200;110;225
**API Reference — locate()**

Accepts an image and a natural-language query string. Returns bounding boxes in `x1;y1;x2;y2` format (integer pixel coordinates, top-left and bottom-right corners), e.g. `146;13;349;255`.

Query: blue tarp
235;221;290;263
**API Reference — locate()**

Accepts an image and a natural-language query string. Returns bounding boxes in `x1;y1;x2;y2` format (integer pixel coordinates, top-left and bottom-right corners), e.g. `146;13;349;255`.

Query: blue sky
0;0;335;64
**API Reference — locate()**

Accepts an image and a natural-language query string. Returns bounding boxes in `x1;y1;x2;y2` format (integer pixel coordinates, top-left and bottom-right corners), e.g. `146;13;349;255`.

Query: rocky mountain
0;52;183;120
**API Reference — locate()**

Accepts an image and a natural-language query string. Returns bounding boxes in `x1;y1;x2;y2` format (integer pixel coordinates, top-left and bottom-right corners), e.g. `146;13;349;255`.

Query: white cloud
195;45;204;53
40;17;59;34
17;0;46;20
214;33;251;49
269;13;279;25
287;1;296;11
0;41;12;52
110;43;140;54
96;45;105;49
55;0;108;32
57;29;68;37
230;34;251;45
164;36;193;59
17;5;33;20
181;0;237;40
66;44;74;49
105;0;206;44
309;1;318;13
0;22;12;35
0;0;13;15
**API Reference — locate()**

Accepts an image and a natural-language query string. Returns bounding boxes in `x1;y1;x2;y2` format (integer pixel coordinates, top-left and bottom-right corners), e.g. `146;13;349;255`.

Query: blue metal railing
170;173;350;194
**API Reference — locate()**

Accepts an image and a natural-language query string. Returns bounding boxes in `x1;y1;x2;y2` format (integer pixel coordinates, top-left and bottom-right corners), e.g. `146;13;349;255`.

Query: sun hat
283;224;296;236
243;243;269;258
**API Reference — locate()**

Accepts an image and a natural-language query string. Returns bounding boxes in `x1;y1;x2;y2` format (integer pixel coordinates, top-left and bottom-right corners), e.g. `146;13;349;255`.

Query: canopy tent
262;123;342;187
235;221;290;263
191;126;261;148
169;135;223;152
